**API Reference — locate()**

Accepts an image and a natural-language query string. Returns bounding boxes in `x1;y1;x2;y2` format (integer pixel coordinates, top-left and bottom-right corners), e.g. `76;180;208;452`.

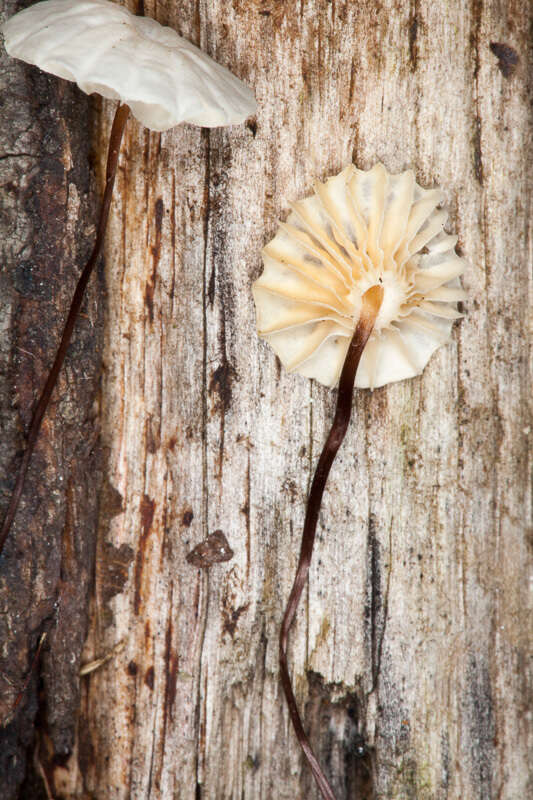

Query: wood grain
3;0;531;798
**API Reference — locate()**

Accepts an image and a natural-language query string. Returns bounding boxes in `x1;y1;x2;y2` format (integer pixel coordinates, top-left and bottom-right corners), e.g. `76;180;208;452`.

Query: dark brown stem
279;285;384;800
0;102;130;559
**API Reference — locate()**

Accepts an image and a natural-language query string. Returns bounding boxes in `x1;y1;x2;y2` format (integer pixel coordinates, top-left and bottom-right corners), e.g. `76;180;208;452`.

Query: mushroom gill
253;163;466;389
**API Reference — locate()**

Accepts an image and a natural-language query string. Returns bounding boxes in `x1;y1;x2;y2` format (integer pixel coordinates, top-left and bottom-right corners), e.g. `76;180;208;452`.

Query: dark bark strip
0;6;104;791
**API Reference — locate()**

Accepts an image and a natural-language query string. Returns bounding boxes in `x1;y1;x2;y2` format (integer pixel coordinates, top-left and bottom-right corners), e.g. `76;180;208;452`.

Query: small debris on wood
489;42;519;78
182;508;194;527
79;639;125;677
186;530;234;568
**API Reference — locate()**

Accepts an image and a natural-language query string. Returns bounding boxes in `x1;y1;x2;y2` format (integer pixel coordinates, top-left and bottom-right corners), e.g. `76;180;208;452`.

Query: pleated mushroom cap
2;0;256;131
253;163;467;389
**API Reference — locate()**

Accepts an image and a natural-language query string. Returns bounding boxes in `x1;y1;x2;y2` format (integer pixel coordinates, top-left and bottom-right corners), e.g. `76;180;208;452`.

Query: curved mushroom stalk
279;285;383;800
253;163;466;799
0;102;130;555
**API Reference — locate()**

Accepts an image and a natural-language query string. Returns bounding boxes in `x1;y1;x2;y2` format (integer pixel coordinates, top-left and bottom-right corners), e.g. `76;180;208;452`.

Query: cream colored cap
253;164;467;389
3;0;257;131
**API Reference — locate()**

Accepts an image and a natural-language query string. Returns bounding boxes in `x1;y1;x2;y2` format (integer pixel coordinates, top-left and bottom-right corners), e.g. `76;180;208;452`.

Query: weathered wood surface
1;0;531;798
0;1;101;796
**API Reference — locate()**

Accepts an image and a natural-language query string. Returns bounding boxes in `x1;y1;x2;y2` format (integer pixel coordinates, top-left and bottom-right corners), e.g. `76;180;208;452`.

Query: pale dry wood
56;1;530;798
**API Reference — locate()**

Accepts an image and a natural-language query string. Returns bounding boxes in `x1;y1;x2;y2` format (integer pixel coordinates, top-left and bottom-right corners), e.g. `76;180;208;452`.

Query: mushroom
0;0;256;555
252;163;466;800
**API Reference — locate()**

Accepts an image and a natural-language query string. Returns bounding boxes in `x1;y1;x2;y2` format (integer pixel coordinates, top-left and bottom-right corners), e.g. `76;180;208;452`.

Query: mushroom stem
0;102;131;558
279;284;384;800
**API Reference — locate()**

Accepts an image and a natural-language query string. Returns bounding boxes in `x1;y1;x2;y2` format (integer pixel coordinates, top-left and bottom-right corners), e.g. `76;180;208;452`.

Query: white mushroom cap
2;0;256;131
253;164;467;389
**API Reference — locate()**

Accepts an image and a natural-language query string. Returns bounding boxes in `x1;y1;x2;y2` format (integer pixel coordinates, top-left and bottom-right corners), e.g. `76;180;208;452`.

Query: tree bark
2;1;532;799
0;1;101;796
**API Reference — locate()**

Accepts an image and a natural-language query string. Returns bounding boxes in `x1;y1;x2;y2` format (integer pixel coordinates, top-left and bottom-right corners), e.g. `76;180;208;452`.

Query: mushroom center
348;271;410;332
373;272;409;330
